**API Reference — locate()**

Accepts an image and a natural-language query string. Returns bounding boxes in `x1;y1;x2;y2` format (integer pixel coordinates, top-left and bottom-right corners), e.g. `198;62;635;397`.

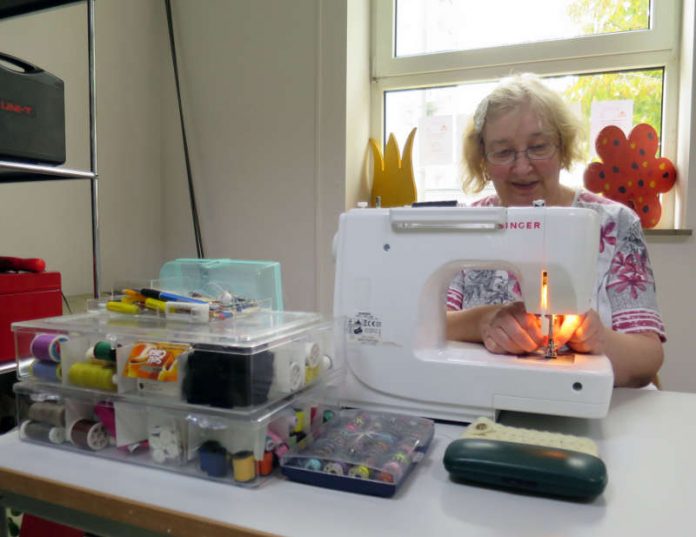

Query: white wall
161;0;325;312
1;0;694;392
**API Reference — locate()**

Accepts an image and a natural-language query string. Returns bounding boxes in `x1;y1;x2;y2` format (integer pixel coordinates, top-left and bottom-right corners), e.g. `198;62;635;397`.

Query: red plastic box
0;271;62;362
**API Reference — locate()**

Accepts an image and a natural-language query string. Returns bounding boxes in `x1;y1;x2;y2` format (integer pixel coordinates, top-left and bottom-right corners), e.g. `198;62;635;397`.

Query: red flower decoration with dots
584;124;676;228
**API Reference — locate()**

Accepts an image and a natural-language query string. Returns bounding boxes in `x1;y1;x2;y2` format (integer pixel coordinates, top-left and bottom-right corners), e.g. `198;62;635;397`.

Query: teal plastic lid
158;259;284;310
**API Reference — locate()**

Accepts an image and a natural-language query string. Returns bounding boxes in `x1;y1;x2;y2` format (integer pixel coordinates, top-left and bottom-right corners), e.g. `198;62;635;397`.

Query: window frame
370;0;683;228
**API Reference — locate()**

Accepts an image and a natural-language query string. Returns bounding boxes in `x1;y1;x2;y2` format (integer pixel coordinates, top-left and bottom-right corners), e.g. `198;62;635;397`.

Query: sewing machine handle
389;207;507;230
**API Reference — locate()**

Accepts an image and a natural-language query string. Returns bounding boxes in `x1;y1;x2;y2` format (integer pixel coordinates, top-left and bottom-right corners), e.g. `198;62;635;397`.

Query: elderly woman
446;74;664;388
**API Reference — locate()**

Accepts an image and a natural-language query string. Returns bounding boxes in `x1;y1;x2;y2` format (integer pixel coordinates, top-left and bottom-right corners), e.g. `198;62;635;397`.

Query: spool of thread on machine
21;420;65;444
30;333;68;362
27;402;65;427
232;450;257;483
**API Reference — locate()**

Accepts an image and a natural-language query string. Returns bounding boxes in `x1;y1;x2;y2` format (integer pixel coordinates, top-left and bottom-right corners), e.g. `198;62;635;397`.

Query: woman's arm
446;306;498;342
603;330;663;388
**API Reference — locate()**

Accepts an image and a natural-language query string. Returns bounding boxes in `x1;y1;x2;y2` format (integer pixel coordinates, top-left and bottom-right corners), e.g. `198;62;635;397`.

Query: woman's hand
478;301;544;354
554;309;606;354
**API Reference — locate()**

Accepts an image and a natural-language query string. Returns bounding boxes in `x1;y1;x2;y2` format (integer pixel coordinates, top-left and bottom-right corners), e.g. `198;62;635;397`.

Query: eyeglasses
485;143;558;166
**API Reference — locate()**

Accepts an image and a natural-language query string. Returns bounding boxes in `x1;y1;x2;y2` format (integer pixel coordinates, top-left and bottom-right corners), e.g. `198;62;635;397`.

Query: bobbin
323;461;350;476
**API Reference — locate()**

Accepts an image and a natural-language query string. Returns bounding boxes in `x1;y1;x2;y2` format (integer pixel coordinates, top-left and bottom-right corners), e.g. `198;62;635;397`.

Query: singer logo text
499;221;542;230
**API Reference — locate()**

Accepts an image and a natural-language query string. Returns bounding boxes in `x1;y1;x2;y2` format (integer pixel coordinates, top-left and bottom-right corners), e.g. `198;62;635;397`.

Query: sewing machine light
540;271;549;313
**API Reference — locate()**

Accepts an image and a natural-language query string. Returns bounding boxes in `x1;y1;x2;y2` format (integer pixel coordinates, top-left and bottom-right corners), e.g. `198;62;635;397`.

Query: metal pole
87;0;100;297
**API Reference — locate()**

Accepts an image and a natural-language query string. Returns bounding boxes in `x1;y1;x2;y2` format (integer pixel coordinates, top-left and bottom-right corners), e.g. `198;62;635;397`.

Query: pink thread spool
94;402;116;438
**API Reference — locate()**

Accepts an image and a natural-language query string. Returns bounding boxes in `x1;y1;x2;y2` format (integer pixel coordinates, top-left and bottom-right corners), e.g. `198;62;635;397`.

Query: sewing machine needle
545;314;558;359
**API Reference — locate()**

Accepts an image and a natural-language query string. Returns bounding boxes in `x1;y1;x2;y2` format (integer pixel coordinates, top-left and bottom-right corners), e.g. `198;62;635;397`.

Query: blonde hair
462;73;585;194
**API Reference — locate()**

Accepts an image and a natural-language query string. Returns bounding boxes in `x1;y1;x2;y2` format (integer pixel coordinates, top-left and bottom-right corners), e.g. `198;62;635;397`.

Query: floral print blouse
446;189;666;340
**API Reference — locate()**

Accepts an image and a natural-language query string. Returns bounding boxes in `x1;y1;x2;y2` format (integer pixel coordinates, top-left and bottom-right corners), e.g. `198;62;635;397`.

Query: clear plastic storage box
13;310;338;412
158;258;284;311
15;380;338;487
280;409;434;497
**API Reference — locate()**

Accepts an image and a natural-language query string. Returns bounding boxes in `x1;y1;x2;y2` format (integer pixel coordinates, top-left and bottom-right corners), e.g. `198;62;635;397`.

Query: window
372;0;681;225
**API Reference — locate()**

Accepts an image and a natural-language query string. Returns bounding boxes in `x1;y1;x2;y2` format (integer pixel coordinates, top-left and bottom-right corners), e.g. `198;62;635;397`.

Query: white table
1;388;694;537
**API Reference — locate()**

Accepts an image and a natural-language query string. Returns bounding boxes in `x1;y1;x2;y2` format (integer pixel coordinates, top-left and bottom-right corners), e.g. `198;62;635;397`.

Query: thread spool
21;420;65;444
293;409;305;434
257;450;274;476
68;419;108;450
31;361;62;382
265;429;283;452
303;458;323;471
30;333;68;362
199;441;228;478
68;362;117;391
232;450;257;483
321;354;332;371
270;344;306;396
304;342;320;368
323;461;350;476
86;341;117;363
273;441;289;458
377;460;404;483
347;465;371;479
27;402;65;427
93;402;116;437
392;451;411;464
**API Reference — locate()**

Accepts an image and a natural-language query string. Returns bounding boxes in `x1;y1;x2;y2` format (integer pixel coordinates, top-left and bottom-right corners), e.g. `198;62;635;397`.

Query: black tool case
0;0;80;20
0;51;65;164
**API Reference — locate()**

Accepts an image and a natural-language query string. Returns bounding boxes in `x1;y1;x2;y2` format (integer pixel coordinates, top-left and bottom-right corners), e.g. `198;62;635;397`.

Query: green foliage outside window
564;0;662;159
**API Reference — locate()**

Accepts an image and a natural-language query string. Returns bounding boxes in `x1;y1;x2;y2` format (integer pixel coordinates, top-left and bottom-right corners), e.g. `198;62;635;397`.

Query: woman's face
482;101;567;207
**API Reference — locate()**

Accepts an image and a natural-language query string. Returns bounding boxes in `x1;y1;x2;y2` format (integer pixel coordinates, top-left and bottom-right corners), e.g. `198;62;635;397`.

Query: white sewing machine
333;204;614;422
